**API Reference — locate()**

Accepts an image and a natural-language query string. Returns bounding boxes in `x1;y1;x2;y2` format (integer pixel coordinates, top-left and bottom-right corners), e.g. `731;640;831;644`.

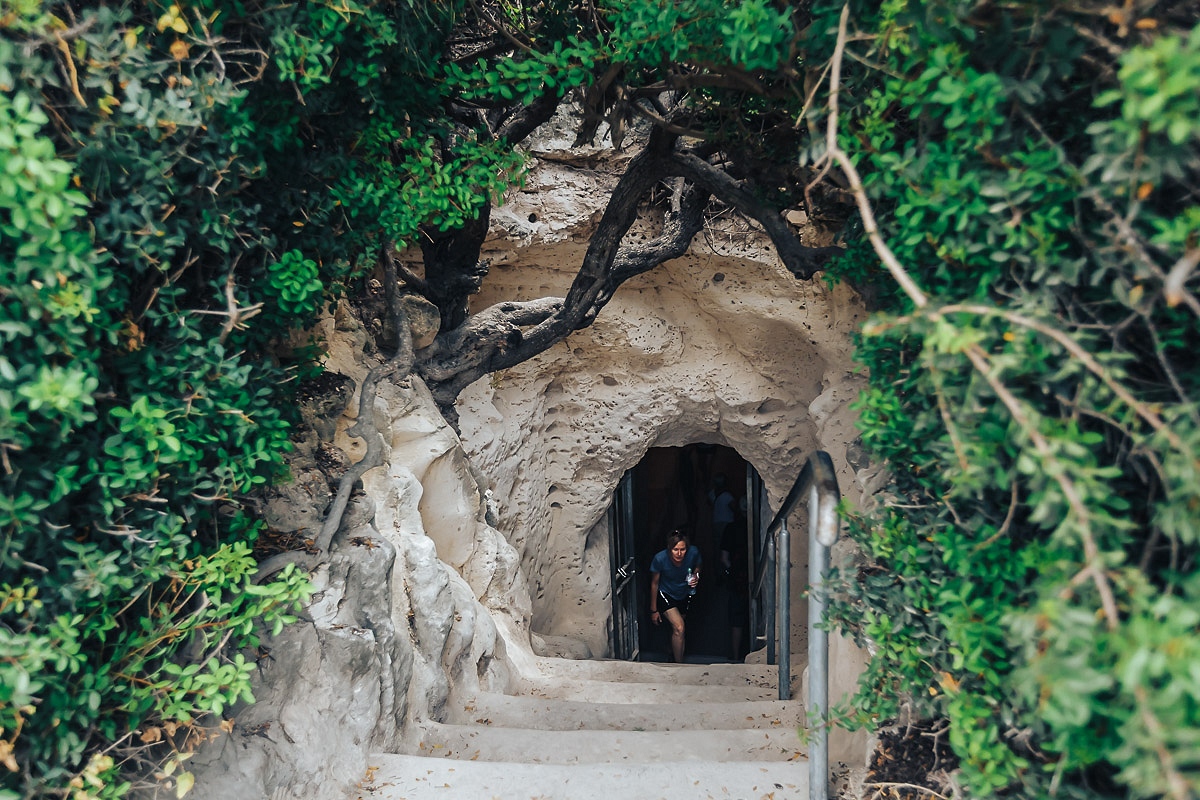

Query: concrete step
353;754;808;800
524;657;781;688
517;676;779;704
446;692;804;732
404;721;808;764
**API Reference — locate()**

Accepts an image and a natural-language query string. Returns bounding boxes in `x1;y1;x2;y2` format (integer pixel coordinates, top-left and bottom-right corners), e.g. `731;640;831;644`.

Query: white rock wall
457;141;875;760
457;151;873;658
187;124;878;797
186;310;534;800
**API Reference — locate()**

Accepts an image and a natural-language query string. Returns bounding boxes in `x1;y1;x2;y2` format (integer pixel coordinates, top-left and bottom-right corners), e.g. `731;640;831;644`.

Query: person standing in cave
720;500;750;661
649;530;701;663
709;473;735;541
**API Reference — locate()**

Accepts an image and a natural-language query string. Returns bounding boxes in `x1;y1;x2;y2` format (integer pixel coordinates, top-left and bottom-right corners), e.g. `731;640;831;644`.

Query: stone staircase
349;657;810;799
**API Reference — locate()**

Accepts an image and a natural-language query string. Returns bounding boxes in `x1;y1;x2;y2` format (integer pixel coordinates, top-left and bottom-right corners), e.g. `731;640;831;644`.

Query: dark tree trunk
416;91;563;333
421;206;492;332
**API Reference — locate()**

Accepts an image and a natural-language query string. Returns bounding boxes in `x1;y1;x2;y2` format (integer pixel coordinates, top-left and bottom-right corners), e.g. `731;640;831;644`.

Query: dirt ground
858;720;957;800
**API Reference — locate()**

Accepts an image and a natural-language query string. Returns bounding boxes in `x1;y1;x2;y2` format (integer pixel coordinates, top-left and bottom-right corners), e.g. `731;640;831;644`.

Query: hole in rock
757;398;786;414
609;443;759;664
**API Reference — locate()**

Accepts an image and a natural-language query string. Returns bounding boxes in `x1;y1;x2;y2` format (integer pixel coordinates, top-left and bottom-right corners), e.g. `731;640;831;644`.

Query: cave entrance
609;444;761;663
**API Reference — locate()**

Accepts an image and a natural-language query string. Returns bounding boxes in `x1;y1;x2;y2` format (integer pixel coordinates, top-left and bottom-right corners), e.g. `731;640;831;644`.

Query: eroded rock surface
457;196;872;659
187;311;528;800
188;120;876;798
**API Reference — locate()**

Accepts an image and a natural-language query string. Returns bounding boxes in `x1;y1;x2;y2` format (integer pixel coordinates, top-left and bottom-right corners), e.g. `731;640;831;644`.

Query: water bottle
686;567;696;596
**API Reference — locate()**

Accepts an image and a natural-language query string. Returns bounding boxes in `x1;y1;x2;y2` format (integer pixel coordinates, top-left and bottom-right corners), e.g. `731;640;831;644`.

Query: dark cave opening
611;443;760;663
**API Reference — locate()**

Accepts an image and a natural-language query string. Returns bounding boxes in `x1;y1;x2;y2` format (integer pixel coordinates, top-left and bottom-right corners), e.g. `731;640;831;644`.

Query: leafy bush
817;2;1200;797
0;1;528;796
442;0;802;107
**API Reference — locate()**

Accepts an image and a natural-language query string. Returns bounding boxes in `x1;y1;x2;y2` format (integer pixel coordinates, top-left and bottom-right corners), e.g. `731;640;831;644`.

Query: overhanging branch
668;150;843;278
416;130;679;405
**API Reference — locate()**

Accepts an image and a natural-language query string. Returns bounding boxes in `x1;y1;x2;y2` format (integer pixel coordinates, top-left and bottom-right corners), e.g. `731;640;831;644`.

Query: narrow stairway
350;657;809;799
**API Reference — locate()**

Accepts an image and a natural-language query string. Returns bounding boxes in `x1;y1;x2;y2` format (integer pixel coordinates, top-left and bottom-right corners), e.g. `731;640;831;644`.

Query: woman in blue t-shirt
649;530;701;663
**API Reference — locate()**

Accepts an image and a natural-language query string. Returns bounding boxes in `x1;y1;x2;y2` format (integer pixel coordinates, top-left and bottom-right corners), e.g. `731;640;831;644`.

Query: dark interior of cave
618;444;759;663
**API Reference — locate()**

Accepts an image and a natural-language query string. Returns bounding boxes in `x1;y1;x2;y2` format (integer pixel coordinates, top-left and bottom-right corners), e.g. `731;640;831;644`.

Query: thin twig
1133;686;1193;800
973;481;1020;551
864;781;950;800
1050;391;1170;489
940;304;1191;456
930;368;970;474
1164;248;1200;309
1091;195;1200;319
628;101;714;140
54;33;87;107
1142;319;1200;428
793;58;833;130
466;0;532;53
196;628;235;669
962;342;1121;629
820;6;929;308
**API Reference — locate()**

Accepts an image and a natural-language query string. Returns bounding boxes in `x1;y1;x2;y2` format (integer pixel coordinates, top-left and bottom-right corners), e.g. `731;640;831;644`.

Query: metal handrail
749;451;841;800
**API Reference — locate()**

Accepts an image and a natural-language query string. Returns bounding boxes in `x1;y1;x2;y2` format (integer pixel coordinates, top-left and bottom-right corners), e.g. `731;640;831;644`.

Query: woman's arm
649;572;661;623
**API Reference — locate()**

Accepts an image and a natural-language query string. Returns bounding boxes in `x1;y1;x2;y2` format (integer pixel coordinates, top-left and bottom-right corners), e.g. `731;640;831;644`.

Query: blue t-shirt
651;545;702;601
712;490;735;525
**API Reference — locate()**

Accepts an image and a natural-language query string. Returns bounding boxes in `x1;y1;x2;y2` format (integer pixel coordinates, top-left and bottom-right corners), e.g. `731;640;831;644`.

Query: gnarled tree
386;0;852;411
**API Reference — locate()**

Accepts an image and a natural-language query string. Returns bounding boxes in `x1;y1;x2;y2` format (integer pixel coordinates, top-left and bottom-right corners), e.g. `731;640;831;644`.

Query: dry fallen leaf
0;740;18;773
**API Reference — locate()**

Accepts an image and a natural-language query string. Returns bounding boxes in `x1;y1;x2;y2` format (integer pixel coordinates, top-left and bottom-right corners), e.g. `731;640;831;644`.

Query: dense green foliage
816;2;1200;797
4;0;1197;797
0;1;531;797
440;0;827;213
444;0;799;102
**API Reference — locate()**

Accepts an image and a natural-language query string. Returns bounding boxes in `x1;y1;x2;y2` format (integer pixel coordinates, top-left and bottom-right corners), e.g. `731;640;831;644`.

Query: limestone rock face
186;311;527;800
457;204;870;658
187;120;875;798
185;515;403;799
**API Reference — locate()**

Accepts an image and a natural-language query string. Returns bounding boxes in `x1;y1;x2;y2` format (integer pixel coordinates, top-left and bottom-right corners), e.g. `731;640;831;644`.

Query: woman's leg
663;606;686;663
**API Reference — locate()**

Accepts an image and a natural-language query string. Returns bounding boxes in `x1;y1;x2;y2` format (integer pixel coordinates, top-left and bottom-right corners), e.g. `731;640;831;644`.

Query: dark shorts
728;590;749;627
658;591;691;616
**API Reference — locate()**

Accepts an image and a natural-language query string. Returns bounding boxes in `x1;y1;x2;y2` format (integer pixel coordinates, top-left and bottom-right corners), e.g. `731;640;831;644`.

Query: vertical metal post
776;518;790;701
753;453;839;799
744;467;759;662
618;473;638;660
809;479;837;800
764;534;776;665
607;499;620;658
752;479;769;660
